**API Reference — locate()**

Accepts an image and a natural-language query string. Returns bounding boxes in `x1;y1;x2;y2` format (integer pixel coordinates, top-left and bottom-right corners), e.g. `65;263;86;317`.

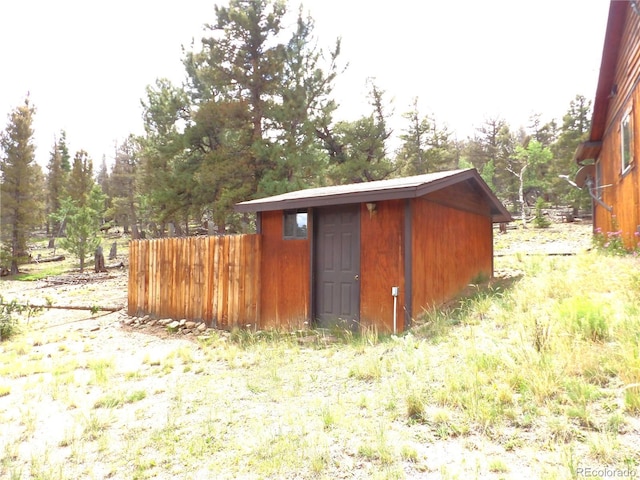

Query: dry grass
0;222;639;479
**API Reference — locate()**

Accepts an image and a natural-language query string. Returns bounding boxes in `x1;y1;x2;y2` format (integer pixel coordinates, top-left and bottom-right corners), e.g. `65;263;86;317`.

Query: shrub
0;296;23;342
533;197;551;229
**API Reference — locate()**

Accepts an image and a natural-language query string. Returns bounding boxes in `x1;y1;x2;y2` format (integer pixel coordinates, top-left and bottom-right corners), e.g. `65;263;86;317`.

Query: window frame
283;209;308;240
621;107;633;175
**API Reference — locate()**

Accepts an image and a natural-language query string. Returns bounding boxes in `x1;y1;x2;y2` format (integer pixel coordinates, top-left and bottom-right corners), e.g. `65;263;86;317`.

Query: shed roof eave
235;169;512;223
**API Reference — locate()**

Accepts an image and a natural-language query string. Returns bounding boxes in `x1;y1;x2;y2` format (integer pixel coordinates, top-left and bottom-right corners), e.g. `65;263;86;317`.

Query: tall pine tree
0;98;42;274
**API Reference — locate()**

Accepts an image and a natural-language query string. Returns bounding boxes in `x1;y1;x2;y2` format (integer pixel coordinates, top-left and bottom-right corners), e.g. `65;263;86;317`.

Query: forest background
1;0;594;273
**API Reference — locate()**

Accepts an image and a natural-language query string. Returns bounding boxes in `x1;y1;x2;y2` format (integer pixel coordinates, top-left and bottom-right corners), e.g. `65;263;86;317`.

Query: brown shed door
314;204;360;331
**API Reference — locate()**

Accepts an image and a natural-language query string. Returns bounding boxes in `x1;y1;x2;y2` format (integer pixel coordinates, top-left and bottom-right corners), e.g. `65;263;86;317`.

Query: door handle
354;274;359;281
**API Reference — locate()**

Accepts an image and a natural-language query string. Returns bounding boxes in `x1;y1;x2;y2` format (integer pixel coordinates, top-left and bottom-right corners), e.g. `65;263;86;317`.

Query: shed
235;168;511;333
574;0;640;247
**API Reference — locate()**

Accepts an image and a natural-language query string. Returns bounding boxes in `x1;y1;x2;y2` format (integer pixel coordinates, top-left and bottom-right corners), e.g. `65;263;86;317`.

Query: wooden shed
235;168;511;333
574;0;640;247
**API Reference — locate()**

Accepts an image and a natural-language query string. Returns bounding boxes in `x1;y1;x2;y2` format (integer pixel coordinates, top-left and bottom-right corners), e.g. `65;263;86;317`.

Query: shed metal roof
235;168;512;223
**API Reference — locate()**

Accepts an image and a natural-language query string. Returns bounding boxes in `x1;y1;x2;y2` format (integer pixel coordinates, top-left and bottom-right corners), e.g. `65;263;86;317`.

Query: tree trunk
518;164;529;228
94;246;106;273
108;242;118;260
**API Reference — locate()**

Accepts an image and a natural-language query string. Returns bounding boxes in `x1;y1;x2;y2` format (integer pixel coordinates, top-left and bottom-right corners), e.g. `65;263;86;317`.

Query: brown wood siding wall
596;3;640;246
411;198;493;315
260;210;311;329
359;200;405;333
128;235;261;329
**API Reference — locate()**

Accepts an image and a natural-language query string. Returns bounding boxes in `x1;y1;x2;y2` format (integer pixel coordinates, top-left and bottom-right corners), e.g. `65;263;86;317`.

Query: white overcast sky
0;0;611;168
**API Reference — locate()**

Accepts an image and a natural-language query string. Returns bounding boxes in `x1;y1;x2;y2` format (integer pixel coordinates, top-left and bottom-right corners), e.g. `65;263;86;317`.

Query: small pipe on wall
391;286;399;334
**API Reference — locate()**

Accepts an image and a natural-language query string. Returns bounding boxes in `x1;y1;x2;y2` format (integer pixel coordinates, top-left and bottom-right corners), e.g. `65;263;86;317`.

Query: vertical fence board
220;236;230;329
128;240;136;315
211;237;220;327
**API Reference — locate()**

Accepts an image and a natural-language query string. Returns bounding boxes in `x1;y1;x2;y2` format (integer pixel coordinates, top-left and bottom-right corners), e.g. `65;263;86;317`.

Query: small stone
196;323;207;332
178;319;187;327
167;320;181;331
147;319;157;327
185;321;196;329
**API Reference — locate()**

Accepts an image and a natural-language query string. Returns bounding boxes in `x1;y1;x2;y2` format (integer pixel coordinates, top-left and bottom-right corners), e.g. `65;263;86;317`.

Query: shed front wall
411;197;493;314
359;199;405;333
259;210;311;329
595;3;640;246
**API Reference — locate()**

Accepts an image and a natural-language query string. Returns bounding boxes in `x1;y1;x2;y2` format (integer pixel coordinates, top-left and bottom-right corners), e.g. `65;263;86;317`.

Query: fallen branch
32;255;66;264
0;303;122;313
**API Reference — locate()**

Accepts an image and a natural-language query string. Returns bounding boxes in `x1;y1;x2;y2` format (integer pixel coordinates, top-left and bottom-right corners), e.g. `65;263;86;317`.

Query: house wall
596;3;640;246
359;199;405;333
259;210;311;329
411;196;493;316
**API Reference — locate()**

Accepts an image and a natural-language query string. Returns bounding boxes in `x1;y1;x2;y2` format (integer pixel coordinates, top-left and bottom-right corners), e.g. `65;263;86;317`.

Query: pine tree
0;98;42;275
180;0;340;229
397;98;459;175
46;138;65;236
58;130;71;172
321;80;395;184
68;150;94;207
57;186;106;272
108;137;140;237
138;78;190;234
550;95;592;209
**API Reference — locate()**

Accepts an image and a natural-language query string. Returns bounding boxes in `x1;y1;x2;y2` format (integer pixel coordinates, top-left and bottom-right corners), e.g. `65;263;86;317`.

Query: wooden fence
128;234;261;329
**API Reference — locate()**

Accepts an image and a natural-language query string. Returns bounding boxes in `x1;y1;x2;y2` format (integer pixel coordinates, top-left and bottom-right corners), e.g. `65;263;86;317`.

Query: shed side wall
259;210;311;329
359;199;405;333
411;198;493;314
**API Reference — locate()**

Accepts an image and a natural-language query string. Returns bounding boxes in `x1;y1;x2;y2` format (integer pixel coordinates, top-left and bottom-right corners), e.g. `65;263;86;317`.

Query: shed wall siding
359;199;405;333
259;210;311;329
411;198;493;314
596;4;640;246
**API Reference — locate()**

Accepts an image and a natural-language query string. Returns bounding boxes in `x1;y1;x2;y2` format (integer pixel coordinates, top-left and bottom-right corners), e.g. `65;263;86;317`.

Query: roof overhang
575;0;628;164
574;140;603;164
235;169;512;223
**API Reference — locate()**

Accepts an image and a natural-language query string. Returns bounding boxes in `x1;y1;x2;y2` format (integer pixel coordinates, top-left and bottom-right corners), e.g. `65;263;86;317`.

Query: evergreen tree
108;137;140;237
46;137;66;236
58;130;71;172
180;0;341;229
258;7;340;195
549;94;592;209
96;155;110;200
322;80;395;184
57;186;106;272
138;78;190;234
0;98;42;275
184;0;287;197
68;150;94;207
462;117;518;203
397;98;458;175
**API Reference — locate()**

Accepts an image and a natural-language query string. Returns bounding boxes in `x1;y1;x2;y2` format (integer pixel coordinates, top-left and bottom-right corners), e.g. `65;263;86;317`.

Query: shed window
283;210;308;239
621;110;633;174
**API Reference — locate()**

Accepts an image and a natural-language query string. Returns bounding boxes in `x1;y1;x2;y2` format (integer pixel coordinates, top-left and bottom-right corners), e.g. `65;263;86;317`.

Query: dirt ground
0;220;606;479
